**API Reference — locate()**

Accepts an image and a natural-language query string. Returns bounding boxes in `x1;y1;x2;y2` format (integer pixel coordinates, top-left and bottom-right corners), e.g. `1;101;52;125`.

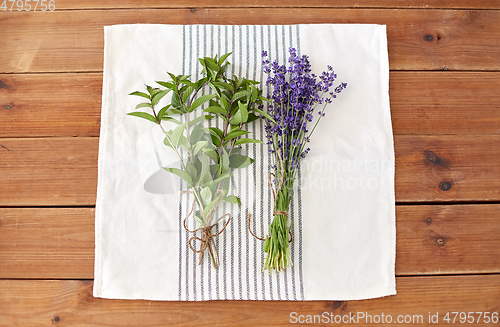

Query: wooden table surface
1;1;500;326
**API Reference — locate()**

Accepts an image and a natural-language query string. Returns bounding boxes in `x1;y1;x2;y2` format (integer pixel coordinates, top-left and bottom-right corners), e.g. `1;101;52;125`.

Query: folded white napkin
94;23;395;301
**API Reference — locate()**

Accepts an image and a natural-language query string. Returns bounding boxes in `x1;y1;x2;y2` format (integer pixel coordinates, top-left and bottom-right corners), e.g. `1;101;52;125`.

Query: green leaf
203;106;226;115
229;154;254;169
229;111;242;125
166;108;184;115
157;105;170;120
209;173;232;186
188;114;213;128
224;129;250;142
218;52;232;65
129;91;150;99
200;187;212;206
223;195;241;205
207;127;223;140
208;82;222;98
193;140;208;157
171;122;187;147
156;81;175;89
252;107;275;122
190;123;204;144
171;92;182;109
152;89;171;106
204;57;220;73
194;210;204;226
202;148;219;162
135;102;152;109
220;95;230;112
232;90;249;102
210;134;221;148
213;81;234;93
238;102;249;123
246;113;260;124
221;148;230;173
164;167;192;184
189;94;217;112
178;135;191;152
182;80;198;89
203;193;222;219
185;161;198;181
127;112;158;124
163;131;173;148
250;84;258;102
181;86;194;104
199;155;212;186
162;116;182;125
167;72;177;83
233;138;263;146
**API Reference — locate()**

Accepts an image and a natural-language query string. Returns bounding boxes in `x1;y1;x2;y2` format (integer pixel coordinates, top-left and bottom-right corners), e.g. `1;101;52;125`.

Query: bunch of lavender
261;48;347;272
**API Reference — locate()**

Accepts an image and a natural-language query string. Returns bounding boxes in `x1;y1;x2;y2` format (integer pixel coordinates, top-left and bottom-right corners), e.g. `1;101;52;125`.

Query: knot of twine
181;190;230;266
248;150;292;243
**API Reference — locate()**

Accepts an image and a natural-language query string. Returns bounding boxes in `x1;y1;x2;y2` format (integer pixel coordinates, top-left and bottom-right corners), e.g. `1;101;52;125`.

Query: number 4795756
1;0;56;11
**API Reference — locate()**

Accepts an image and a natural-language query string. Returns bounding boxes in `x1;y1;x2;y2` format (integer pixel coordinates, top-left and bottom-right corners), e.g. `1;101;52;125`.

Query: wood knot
52;315;60;324
424;150;442;165
0;80;6;88
435;238;446;246
4;104;13;110
327;300;347;310
424;34;434;42
439;181;452;191
423;32;442;42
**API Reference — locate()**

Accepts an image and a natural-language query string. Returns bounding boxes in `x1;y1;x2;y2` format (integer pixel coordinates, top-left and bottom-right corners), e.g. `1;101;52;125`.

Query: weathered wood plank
1;9;499;73
1;136;499;205
395;204;500;275
1;205;498;279
395;135;500;202
53;0;500;10
0;208;95;279
390;72;500;135
0;138;98;206
0;73;102;137
2;72;499;137
0;276;498;326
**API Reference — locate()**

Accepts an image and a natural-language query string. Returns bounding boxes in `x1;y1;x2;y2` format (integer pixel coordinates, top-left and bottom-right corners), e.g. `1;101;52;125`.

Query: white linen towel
94;24;396;301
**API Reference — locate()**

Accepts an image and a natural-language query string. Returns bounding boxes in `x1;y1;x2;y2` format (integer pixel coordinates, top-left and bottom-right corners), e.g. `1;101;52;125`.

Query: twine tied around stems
181;190;230;266
248;150;293;243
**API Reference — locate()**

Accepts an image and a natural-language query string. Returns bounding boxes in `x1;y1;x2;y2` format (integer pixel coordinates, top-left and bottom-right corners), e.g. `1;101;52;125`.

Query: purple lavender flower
260;47;346;272
262;47;346;179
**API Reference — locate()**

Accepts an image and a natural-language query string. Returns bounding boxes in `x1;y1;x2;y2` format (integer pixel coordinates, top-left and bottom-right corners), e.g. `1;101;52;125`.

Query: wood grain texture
0;138;98;206
395;204;500;275
0;208;95;279
1;205;498;279
0;73;102;137
390;72;500;135
1;136;500;206
1;9;499;73
52;0;500;10
2;72;499;137
395;135;500;202
0;276;499;326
